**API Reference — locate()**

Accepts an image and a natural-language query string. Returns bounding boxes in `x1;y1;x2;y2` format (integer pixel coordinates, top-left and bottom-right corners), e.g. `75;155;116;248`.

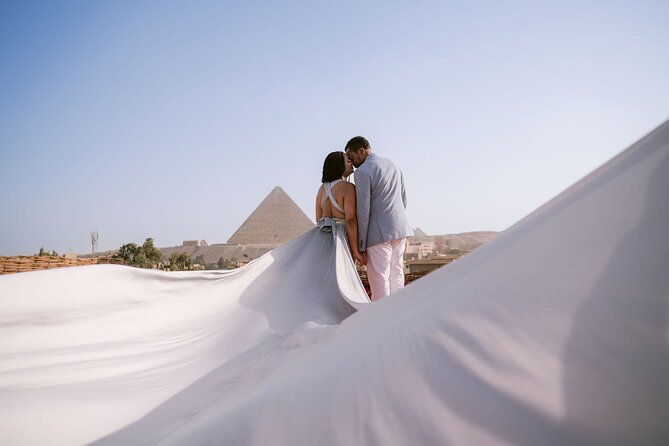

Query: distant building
405;241;435;259
183;240;208;247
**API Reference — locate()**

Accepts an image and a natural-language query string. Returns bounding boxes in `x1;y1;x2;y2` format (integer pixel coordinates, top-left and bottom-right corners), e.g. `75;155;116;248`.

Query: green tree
167;252;192;271
36;247;58;257
218;256;239;270
113;238;162;268
137;238;162;268
114;242;139;263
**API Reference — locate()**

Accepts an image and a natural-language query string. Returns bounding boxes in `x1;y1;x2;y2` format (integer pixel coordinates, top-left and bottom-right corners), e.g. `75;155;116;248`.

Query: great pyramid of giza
227;186;315;246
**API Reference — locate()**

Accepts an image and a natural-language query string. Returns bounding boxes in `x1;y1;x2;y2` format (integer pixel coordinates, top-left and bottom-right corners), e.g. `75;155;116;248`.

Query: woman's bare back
317;181;353;220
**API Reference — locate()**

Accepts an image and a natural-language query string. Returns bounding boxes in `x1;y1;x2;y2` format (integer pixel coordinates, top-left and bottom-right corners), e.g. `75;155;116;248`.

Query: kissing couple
316;136;414;301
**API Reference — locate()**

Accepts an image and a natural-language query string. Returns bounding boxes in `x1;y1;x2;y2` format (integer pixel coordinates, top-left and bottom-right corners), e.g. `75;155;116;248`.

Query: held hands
353;250;367;266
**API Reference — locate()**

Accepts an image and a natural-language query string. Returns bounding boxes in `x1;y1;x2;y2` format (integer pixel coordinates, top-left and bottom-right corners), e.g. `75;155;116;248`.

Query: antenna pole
91;231;99;255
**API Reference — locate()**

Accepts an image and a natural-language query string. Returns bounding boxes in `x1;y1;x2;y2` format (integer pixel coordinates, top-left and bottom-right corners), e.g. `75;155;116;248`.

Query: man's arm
355;169;371;252
401;169;408;209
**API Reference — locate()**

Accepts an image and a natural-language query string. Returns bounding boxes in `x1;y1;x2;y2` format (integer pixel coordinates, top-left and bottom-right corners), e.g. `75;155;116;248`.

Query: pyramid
227;186;315;245
413;227;428;237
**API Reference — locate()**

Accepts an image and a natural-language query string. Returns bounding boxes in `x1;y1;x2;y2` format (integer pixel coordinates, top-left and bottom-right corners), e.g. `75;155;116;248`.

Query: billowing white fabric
0;220;369;445
1;121;668;445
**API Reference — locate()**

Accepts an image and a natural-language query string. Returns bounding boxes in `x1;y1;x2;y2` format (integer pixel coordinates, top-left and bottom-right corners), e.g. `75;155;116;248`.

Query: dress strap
320;179;345;214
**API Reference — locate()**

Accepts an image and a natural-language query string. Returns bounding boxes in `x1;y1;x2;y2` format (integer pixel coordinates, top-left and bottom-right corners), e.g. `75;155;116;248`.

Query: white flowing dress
0;185;370;445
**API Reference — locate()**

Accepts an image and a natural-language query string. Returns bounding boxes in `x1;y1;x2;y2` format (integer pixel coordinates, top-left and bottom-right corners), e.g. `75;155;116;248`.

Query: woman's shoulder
334;180;355;191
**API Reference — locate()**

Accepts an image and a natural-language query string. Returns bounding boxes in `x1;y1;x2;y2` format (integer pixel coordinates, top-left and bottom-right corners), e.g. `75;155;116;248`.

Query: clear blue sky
1;1;668;255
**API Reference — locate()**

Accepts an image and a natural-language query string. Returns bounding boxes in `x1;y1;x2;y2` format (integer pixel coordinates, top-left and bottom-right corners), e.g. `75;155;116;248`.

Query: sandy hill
409;230;498;251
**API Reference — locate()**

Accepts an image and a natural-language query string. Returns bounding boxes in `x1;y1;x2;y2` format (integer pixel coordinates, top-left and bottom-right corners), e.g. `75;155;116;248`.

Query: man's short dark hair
322;151;345;182
345;136;370;152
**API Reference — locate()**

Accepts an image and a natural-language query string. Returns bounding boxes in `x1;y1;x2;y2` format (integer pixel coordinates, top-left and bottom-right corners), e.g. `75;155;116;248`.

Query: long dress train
0;219;370;445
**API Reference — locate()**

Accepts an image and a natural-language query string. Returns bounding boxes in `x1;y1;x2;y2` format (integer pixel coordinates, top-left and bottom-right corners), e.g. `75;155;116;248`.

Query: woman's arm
315;187;323;222
344;184;366;265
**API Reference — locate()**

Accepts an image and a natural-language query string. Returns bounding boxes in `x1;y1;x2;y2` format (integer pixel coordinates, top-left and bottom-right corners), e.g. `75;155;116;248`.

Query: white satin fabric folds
1;121;669;445
0;219;369;445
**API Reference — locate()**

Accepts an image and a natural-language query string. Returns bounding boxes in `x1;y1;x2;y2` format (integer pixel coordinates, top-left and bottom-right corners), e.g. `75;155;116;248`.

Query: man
345;136;413;301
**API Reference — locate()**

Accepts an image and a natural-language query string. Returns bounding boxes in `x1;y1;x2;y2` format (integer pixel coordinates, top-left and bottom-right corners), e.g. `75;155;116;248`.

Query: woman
316;151;367;266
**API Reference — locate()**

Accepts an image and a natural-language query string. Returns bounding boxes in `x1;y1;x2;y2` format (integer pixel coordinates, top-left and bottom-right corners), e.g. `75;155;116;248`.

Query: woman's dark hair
322;151;345;183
